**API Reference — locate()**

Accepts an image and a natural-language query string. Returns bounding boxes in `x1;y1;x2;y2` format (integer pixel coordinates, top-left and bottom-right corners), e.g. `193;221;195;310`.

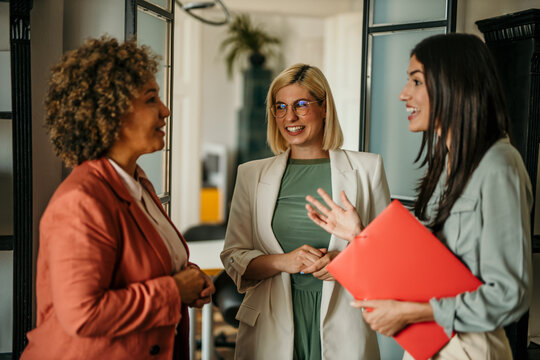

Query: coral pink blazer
22;158;191;360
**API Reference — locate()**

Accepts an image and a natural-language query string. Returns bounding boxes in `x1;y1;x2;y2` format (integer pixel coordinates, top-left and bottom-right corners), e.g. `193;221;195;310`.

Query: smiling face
274;83;327;159
399;55;431;133
109;77;170;168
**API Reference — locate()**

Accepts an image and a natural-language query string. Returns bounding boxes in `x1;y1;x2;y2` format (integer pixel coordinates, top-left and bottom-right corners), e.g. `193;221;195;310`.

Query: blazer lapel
91;159;172;275
321;150;358;323
255;150;290;255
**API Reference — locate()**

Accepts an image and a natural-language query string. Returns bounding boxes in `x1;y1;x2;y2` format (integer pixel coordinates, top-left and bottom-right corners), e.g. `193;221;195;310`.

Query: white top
108;158;188;273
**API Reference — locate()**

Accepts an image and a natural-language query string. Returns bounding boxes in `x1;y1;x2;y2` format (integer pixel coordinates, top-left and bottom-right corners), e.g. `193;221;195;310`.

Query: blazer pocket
236;303;260;327
450;196;477;214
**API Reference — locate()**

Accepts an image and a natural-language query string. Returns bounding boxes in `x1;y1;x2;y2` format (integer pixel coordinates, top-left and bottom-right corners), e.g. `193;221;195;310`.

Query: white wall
323;11;364;151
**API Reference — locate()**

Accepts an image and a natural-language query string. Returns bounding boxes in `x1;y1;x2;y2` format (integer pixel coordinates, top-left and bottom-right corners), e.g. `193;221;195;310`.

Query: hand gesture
305;188;363;242
300;250;340;281
172;267;207;305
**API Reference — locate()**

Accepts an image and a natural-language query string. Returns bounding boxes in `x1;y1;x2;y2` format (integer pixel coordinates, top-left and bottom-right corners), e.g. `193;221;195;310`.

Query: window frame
359;0;457;207
125;0;174;212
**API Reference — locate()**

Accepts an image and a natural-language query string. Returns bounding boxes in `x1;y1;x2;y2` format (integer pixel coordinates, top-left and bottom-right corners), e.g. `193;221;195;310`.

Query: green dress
272;158;332;360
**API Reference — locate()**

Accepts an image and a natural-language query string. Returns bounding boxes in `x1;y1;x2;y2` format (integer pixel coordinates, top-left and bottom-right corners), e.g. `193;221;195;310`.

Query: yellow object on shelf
200;187;220;223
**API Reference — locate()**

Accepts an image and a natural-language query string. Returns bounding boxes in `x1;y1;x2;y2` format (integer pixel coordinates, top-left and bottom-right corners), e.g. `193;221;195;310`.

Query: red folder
327;200;482;360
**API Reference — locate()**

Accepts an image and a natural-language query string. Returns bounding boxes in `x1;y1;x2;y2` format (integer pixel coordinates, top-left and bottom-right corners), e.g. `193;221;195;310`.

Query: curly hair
45;36;159;167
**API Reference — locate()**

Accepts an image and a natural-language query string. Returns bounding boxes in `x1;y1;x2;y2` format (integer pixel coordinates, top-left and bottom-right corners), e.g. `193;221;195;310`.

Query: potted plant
220;13;281;78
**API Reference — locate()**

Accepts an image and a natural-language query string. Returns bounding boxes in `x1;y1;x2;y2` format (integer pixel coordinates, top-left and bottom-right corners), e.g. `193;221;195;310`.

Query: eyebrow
408;69;423;76
144;88;158;95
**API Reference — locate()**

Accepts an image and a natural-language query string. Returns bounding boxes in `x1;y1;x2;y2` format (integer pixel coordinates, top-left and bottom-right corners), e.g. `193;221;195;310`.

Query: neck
107;147;138;177
290;146;329;159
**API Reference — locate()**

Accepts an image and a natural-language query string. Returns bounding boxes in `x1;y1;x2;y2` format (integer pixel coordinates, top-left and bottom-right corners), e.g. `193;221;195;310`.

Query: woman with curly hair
21;37;214;360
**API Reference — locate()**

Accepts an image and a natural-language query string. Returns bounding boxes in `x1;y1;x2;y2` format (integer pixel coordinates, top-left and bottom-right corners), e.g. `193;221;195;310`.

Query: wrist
402;302;434;324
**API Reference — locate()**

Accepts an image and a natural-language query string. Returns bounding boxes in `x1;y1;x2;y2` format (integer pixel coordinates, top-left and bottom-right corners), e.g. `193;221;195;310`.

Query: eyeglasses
271;99;321;118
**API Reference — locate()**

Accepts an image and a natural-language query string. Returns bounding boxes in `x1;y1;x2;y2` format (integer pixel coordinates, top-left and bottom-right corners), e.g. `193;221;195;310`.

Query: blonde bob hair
266;63;343;155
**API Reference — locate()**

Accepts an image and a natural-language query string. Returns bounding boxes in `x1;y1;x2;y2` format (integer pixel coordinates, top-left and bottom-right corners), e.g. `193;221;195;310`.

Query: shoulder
44;160;122;221
237;154;284;176
475;139;528;177
331;149;382;171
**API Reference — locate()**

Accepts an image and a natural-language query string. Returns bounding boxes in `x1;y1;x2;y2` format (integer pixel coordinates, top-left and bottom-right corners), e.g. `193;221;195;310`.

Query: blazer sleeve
41;188;181;338
221;164;266;293
429;161;533;336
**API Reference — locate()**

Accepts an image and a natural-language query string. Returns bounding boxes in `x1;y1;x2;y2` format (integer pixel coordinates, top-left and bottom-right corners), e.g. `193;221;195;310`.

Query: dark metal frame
359;0;456;206
125;0;174;210
9;0;33;358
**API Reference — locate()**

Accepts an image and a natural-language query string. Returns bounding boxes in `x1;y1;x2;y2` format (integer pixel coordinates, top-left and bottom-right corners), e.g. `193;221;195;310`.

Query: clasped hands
284;245;339;281
173;264;215;308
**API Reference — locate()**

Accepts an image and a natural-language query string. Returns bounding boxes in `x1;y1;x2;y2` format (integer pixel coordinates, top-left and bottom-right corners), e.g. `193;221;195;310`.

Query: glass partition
368;28;444;200
145;0;171;12
372;0;446;25
136;7;172;197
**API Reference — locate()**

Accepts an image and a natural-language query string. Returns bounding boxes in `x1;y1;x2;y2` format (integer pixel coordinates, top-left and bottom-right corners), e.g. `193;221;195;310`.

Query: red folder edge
327;200;482;360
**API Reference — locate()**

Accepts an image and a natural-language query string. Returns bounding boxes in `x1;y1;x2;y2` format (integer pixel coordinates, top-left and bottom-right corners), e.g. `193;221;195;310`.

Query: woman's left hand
300;250;340;281
352;299;433;337
189;269;215;308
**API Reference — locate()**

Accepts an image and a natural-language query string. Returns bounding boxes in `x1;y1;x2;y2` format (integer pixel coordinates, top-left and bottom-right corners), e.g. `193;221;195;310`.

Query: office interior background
1;0;539;358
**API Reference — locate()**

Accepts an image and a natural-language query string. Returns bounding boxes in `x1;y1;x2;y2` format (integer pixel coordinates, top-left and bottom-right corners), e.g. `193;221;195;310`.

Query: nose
160;100;171;118
284;105;298;121
398;83;410;102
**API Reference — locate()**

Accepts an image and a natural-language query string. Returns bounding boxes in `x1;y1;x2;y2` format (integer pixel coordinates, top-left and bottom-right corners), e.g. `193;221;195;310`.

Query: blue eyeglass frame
272;99;321;118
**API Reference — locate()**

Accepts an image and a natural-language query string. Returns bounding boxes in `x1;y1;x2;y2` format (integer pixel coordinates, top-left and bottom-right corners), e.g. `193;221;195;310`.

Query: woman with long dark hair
306;33;533;358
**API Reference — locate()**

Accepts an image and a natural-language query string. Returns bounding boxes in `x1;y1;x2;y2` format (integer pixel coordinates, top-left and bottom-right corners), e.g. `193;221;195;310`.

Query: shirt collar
107;158;143;201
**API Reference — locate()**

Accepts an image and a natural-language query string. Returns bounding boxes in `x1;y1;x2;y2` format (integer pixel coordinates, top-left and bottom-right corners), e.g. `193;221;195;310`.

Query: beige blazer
221;149;391;360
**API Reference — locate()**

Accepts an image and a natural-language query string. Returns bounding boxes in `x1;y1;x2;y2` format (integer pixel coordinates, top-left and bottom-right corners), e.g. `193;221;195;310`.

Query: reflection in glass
368;28;444;200
0;52;11;111
372;0;446;25
0;120;12;235
0;251;13;352
145;0;171;11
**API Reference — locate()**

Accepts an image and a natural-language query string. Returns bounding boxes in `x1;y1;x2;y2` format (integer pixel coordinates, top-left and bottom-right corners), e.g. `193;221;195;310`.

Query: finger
306;195;331;216
318;248;328;254
317;188;342;211
300;244;325;257
312;267;328;279
306;206;329;228
350;300;363;308
200;286;215;298
339;190;356;211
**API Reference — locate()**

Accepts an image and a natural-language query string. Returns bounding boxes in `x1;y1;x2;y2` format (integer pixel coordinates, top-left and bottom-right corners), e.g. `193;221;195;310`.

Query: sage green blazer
428;138;533;337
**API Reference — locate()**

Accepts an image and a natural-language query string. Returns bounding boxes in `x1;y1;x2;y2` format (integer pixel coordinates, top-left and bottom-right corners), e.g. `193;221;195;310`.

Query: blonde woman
221;64;390;359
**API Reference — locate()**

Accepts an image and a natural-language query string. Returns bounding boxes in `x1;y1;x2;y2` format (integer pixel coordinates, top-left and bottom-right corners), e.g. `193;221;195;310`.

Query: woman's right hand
306;188;363;242
281;244;326;274
172;267;207;305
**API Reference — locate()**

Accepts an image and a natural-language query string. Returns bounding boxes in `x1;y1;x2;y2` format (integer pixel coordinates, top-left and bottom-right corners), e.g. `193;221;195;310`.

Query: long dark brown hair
412;33;509;232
